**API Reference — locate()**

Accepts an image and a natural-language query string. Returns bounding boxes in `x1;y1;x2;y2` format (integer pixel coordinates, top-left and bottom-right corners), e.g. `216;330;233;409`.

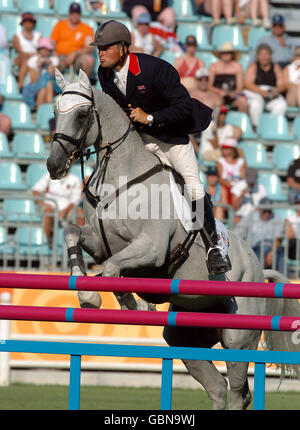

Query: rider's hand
129;107;148;125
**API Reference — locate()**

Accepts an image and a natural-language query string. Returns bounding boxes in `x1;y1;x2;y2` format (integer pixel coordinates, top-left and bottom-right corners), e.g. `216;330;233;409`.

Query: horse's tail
263;269;300;379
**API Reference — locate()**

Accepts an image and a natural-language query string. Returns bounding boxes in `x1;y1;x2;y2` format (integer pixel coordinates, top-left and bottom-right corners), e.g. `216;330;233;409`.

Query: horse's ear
79;69;91;92
55;68;67;91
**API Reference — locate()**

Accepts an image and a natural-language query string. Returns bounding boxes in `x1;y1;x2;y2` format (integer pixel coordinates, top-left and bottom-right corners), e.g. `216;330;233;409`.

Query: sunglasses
197;76;209;81
273;23;283;27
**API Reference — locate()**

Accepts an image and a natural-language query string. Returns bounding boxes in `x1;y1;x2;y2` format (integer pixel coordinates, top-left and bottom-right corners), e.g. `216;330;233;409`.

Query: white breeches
243;89;287;126
143;137;205;201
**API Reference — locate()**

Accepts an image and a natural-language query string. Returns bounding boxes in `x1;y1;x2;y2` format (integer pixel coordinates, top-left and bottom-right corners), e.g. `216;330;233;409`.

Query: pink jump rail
0;273;299;299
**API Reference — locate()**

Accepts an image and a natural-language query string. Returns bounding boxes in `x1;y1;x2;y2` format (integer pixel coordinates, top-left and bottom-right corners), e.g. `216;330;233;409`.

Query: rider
91;20;230;276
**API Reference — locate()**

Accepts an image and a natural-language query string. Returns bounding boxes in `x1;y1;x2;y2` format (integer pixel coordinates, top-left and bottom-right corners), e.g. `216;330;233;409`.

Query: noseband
52;90;102;166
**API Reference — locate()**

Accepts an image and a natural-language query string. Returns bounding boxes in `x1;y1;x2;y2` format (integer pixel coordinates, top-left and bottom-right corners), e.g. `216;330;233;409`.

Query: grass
0;384;299;410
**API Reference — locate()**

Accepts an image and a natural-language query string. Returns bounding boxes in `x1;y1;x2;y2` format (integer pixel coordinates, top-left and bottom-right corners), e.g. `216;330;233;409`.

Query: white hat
195;68;209;79
221;137;238;148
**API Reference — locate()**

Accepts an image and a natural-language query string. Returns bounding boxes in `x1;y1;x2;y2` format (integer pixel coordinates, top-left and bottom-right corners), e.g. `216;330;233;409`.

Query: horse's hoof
78;291;102;309
136;299;156;311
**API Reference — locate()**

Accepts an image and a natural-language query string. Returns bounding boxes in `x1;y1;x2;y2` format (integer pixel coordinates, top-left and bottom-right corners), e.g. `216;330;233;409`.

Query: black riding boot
192;194;231;275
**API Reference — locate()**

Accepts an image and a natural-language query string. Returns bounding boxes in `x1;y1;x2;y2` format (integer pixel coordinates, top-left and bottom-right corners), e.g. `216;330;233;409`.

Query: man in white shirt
32;171;84;244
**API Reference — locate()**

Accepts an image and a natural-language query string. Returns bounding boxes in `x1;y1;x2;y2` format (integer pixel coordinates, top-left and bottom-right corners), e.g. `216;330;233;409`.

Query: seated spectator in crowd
0;23;9;56
22;38;59;111
283;47;300;109
51;3;95;78
13;13;42;90
249;14;297;68
209;42;248;112
217;137;246;204
235;198;284;271
32;171;84;246
235;0;270;28
205;165;228;220
200;105;242;162
193;0;237;26
287;157;300;205
244;43;287;128
122;0;176;32
284;196;300;261
173;35;205;79
0;94;11;136
85;0;105;13
130;12;164;57
231;167;267;224
191;68;222;110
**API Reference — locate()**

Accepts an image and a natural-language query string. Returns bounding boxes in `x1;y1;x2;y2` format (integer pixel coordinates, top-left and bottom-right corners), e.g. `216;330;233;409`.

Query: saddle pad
169;171;230;257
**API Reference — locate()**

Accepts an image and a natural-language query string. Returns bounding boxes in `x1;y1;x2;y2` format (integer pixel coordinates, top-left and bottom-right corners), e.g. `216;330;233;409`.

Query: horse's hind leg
182;359;228;410
64;223;101;309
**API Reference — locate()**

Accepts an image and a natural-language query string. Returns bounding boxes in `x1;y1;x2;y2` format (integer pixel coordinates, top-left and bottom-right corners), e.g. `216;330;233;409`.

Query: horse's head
47;68;101;179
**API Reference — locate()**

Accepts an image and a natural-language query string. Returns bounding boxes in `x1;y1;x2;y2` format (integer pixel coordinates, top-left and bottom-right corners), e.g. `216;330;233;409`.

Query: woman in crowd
283;46;300;109
209;42;248;112
244;43;287;128
130;12;163;57
193;0;237;26
13;12;42;90
205;165;228;221
173;35;205;79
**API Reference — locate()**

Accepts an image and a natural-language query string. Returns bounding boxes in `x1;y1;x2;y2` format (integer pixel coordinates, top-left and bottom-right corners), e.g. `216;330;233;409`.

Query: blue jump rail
0;339;300;410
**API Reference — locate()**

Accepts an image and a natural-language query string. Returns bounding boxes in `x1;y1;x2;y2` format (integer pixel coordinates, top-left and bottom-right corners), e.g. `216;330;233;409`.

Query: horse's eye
78;111;86;120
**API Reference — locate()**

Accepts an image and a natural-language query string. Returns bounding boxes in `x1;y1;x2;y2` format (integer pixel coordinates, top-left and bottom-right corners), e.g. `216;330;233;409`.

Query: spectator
0;23;9;56
0;94;11;136
244;43;287;128
217;137;246;204
130;12;164;57
191;68;222;110
122;0;176;32
235;198;284;272
32;171;84;245
287;157;300;205
13;12;42;90
85;0;105;13
231;167;267;224
22;37;59;110
283;46;300;109
50;2;95;78
200;105;242;162
284;196;300;261
249;14;298;68
205;165;228;220
173;35;205;79
193;0;237;26
209;42;248;112
235;0;270;28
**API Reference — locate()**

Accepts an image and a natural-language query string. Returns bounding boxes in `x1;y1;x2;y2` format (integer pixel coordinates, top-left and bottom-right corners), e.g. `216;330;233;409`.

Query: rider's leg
144;139;230;275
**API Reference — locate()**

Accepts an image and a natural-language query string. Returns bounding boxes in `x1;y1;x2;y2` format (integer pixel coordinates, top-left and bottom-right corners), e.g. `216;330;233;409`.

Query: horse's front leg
64;223;102;309
102;232;167;310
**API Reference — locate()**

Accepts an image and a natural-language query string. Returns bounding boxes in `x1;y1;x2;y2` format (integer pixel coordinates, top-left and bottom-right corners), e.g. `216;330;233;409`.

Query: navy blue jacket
98;53;212;145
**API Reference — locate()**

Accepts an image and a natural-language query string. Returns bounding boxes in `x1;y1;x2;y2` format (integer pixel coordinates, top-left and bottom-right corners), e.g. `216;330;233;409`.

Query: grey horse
47;69;300;410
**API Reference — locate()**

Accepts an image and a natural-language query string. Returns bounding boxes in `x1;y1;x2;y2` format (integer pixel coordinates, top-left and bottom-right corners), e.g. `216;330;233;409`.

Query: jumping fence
0;273;300;410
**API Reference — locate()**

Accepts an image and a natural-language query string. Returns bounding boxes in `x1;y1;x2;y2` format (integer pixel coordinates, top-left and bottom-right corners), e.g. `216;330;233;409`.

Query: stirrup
206;245;231;275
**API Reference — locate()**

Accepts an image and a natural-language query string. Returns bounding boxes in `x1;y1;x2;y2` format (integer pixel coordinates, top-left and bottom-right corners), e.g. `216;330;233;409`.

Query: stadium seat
176;23;212;50
196;52;218;68
0;14;21;43
15;226;51;256
37;103;54;132
0;52;12;76
273;143;300;171
12;132;47;160
18;0;54;15
1;101;35;130
159;50;180;64
26;163;48;188
0;0;17;13
239;53;250;72
70;163;94;180
199;170;207;187
258;172;287;202
0;161;27;190
239;141;272;169
273;208;296;222
257;113;293;141
54;0;90;16
3;199;41;223
0;74;22;100
0;132;13;158
293;116;300;140
104;0;127;18
171;0;197;22
35;16;59;38
225;111;258;139
247;27;270;50
211;25;248;52
0;227;14;255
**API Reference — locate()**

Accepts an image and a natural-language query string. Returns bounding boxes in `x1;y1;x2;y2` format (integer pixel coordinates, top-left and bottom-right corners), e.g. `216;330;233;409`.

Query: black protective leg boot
192;194;231;275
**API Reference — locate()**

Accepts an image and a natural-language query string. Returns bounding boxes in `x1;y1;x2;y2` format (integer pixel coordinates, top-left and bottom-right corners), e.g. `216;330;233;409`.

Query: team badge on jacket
138;84;146;93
